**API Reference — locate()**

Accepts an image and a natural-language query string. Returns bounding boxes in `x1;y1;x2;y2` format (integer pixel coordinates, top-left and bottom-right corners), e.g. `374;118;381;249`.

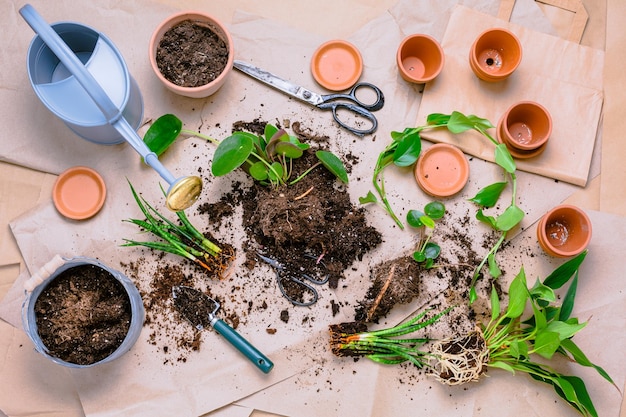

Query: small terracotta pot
500;101;551;151
537;205;592;258
149;11;234;98
397;34;444;84
469;28;522;82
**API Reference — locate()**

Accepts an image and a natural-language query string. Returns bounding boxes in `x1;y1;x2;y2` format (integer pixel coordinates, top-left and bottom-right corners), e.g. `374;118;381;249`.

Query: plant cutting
429;251;616;417
361;111;521;302
211;123;349;186
406;201;445;268
122;182;233;276
329;306;453;366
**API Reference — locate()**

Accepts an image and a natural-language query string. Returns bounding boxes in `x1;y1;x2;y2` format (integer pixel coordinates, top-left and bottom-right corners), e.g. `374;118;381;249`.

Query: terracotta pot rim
537;204;592;257
501;101;552;151
496;115;547;159
396;34;445;84
149;11;234;98
469;27;522;82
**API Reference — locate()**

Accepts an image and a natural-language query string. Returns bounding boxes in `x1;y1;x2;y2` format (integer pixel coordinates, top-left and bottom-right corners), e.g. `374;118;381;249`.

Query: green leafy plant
211;123;348;186
425;112;522;303
406;201;445;268
122;182;231;275
329;306;453;367
430;251;616;417
360;112;521;301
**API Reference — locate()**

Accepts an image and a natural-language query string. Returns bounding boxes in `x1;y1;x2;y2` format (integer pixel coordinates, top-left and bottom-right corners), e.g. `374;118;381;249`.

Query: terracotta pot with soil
22;256;144;367
149;11;234;98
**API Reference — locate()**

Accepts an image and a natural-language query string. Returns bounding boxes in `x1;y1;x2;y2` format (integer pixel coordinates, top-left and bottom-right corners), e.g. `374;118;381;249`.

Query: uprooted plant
429;251;616;417
122;182;234;276
361;111;522;302
210;123;348;186
329;306;454;367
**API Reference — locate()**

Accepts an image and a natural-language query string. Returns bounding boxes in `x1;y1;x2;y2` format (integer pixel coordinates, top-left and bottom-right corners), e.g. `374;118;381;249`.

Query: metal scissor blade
233;60;323;106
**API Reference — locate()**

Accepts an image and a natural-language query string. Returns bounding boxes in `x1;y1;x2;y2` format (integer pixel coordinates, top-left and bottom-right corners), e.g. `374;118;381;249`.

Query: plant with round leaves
211;123;348;186
406;201;446;268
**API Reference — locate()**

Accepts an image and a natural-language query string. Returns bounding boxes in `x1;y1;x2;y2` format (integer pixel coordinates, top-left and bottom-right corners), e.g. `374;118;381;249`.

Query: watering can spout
20;4;203;211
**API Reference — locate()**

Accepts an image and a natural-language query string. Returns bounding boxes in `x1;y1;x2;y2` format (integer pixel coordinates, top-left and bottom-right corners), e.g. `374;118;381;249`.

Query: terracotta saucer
53;166;106;220
496;116;547;159
311;40;363;91
414;143;470;197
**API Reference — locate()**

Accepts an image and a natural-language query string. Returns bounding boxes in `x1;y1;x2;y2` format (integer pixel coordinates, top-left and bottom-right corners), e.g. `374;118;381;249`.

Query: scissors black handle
317;82;384;136
320;82;385;111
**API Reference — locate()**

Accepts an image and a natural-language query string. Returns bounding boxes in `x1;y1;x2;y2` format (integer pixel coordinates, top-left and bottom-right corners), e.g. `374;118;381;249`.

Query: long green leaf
392;132;422;167
316;150;349;183
545;320;587;341
560;339;616;386
505;268;528;319
468;182;508;208
494;144;516;173
490;285;500;322
143;114;182;157
534;330;561;359
559;271;578;320
543;250;587;289
495;205;524;231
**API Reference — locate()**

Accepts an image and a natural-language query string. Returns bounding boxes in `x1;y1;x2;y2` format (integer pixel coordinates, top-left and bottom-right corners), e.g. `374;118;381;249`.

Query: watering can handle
19;4;175;185
24;254;65;292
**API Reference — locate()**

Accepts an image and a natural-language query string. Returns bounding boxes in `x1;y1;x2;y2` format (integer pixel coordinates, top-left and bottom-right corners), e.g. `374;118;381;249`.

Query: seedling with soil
211;123;348;186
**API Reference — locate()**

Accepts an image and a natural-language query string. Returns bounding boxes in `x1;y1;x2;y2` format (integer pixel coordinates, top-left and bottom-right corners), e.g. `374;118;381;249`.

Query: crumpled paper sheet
233;208;626;417
0;1;619;417
416;5;604;187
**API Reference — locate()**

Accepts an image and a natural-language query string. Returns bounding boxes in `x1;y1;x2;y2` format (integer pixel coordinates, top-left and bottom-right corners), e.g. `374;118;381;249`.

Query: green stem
181;129;220;145
289;161;321;185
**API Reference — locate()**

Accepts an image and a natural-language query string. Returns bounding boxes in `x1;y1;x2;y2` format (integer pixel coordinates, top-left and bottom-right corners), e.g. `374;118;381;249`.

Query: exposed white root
429;326;489;386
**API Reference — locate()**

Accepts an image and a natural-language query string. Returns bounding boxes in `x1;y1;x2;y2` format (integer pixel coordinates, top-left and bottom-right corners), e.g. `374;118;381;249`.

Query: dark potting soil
33;264;132;365
198;122;383;303
156;19;229;88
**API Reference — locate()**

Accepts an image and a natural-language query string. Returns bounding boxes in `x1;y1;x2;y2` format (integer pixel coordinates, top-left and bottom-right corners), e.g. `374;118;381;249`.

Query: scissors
234;60;384;136
257;251;330;306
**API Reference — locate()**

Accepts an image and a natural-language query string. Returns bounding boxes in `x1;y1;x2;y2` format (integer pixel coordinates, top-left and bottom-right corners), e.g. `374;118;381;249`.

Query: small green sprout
406;201;445;268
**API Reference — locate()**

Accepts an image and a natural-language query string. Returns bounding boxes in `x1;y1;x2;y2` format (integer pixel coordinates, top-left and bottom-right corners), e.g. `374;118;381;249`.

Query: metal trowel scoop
172;286;274;373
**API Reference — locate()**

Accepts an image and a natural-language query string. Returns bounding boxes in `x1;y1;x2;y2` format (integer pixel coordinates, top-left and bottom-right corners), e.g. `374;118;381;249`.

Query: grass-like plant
329;307;453;367
122;182;231;275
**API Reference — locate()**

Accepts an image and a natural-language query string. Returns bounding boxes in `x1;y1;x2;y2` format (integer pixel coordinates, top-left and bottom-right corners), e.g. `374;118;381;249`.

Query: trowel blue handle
19;4;176;185
211;318;274;374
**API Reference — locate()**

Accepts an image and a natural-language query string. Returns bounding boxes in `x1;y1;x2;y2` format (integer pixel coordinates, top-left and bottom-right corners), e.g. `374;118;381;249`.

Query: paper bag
416;5;604;186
